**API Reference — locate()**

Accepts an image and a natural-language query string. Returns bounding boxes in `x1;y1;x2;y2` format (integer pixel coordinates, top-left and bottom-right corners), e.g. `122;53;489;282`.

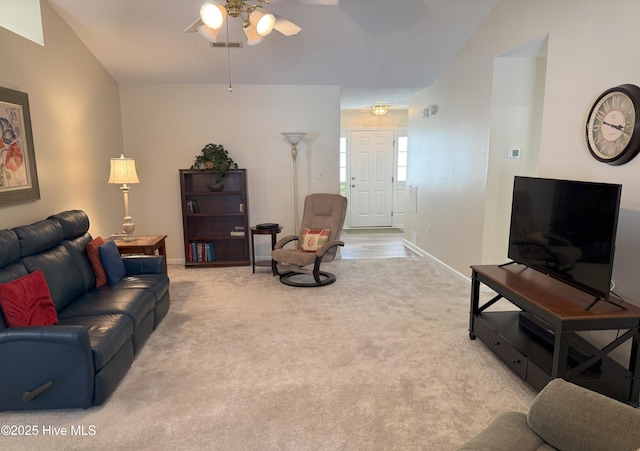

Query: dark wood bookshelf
179;169;249;267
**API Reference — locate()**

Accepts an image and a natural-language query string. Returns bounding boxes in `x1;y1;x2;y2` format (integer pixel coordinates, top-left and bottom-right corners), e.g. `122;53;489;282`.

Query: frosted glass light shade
249;10;276;37
282;132;306;145
371;105;389;116
197;23;222;43
109;154;139;185
243;22;263;45
200;4;226;30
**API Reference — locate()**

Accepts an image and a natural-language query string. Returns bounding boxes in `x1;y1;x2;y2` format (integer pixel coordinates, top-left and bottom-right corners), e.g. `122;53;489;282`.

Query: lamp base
122;217;136;242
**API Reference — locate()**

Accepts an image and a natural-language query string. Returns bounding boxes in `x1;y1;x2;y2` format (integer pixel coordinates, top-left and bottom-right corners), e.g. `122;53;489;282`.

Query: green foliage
191;143;238;183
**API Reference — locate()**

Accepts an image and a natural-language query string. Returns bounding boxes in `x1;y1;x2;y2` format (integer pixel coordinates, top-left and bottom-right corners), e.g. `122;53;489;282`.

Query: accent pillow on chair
98;240;126;284
86;236;108;287
301;228;330;252
0;270;59;327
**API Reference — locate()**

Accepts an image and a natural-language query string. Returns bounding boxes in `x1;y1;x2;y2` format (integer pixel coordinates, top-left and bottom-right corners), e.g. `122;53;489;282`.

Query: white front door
349;130;394;227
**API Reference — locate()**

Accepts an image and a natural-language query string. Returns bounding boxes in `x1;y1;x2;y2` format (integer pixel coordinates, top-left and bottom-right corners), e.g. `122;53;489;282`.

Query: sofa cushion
58;288;155;329
113;274;170;303
58;314;133;370
528;378;640;451
457;411;550;451
21;245;86;312
12;219;63;258
0;229;20;270
62;233;99;293
99;240;126;285
0;270;59;327
47;210;90;240
87;237;108;287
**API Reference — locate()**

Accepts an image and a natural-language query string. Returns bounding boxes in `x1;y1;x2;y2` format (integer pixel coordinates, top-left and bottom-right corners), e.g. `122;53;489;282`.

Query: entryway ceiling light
371;105;390;116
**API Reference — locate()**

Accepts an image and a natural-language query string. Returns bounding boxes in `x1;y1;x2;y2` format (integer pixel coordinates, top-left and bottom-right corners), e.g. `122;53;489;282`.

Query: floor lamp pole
282;132;306;235
291;144;299;234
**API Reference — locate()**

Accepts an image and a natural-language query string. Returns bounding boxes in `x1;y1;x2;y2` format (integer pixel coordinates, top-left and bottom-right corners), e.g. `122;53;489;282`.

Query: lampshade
371;105;390;116
197;23;222;43
243;22;263;45
109;154;139;185
282;132;306;145
249;10;276;37
200;3;227;29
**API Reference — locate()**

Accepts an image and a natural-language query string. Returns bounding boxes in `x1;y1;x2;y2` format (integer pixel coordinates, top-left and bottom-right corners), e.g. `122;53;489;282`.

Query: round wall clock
586;84;640;165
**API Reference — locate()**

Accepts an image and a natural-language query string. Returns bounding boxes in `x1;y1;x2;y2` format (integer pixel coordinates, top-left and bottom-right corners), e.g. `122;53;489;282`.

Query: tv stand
585;296;628;312
469;264;640;405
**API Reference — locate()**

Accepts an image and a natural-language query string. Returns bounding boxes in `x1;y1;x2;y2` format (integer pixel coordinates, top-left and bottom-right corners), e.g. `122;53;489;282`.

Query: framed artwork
0;87;40;206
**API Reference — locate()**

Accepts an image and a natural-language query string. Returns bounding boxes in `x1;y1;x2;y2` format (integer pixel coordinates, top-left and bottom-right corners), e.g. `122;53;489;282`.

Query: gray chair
271;193;347;287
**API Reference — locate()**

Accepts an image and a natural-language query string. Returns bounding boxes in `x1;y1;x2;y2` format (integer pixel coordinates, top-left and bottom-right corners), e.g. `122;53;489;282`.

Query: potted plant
191;143;238;191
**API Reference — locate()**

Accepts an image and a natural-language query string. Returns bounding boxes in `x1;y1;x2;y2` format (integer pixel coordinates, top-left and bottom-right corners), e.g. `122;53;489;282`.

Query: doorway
349;130;394;227
341;129;407;228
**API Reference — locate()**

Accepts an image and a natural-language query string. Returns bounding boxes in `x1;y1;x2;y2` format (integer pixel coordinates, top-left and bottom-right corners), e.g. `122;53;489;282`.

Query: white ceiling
46;0;499;110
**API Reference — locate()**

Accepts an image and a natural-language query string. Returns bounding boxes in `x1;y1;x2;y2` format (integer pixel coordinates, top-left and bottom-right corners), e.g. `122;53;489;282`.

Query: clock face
586;84;640;165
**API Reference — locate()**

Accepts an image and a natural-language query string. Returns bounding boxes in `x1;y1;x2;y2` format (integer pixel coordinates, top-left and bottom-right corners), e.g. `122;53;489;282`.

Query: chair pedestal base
278;270;337;287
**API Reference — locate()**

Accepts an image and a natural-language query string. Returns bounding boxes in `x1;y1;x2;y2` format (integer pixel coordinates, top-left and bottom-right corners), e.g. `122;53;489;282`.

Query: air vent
210;42;243;48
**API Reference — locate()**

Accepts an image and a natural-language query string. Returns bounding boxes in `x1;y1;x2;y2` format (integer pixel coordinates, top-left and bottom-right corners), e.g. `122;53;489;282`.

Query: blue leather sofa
0;210;170;410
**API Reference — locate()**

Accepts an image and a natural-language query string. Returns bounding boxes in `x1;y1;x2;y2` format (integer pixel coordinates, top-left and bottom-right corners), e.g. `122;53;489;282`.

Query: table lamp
109;154;139;242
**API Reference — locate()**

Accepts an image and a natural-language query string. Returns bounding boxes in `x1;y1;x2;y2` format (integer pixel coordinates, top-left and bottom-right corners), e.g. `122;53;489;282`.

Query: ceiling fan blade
184;18;203;33
273;18;301;36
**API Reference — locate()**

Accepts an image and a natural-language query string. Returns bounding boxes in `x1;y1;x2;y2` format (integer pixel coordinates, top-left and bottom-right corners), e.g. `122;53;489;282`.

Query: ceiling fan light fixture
196;23;222;43
200;3;227;30
243;22;264;45
249;10;276;37
371;105;390;116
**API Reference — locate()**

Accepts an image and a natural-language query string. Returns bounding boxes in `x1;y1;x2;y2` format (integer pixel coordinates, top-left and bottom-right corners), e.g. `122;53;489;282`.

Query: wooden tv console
469;264;640;405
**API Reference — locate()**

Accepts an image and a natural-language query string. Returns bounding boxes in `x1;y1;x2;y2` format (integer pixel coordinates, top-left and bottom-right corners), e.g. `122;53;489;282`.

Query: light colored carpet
0;258;535;450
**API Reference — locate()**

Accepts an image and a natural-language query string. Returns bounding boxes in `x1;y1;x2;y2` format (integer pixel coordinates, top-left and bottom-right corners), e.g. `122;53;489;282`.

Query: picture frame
0;86;40;206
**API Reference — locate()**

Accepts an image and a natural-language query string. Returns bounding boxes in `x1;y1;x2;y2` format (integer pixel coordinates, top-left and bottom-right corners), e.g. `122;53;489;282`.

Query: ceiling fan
185;0;303;46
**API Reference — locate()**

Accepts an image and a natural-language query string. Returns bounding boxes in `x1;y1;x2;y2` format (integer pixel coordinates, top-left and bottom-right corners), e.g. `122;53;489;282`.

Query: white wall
0;0;124;237
406;0;640;305
118;83;341;263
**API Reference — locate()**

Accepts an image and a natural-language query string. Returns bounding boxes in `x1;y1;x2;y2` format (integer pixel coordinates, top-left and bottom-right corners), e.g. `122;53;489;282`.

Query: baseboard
402;239;470;285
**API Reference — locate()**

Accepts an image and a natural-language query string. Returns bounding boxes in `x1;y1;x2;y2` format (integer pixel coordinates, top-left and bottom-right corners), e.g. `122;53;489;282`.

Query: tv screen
507;176;622;302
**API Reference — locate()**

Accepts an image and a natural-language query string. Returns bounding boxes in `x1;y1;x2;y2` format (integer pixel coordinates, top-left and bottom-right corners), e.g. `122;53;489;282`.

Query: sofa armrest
528;378;640;451
122;255;164;275
457;411;548;450
0;325;94;410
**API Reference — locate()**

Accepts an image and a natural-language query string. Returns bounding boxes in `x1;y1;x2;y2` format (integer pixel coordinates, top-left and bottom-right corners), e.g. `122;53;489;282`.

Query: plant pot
204;161;214;169
207;183;224;192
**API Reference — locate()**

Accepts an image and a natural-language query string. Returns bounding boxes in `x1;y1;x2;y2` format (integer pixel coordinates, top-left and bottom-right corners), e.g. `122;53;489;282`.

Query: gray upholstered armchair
271;193;347;287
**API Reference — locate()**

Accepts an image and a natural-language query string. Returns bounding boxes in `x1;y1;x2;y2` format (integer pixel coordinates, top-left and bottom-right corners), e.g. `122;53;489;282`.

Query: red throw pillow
301;228;330;252
87;236;108;287
0;270;58;327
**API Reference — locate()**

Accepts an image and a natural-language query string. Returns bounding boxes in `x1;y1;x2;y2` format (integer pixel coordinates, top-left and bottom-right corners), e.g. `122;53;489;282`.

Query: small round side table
250;226;282;273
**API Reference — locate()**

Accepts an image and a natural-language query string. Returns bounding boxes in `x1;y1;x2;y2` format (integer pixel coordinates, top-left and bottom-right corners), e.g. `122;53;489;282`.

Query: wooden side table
250;226;282;273
113;235;168;275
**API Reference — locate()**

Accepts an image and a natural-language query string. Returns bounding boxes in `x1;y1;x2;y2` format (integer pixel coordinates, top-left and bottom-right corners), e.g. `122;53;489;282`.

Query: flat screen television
507;176;622;304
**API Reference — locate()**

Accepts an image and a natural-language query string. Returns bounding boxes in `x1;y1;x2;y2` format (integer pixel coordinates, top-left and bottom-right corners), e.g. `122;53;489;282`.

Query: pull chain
226;25;232;93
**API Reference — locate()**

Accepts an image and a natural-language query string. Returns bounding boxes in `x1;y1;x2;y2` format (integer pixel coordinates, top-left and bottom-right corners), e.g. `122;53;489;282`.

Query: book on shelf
230;231;245;236
186;199;200;213
188;241;216;262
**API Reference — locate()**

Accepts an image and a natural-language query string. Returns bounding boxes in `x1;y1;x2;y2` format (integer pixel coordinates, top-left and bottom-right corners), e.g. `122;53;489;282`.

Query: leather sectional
0;210;170;410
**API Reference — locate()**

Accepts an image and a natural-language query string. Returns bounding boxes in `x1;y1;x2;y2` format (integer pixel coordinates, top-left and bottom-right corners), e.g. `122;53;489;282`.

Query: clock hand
603;120;625;131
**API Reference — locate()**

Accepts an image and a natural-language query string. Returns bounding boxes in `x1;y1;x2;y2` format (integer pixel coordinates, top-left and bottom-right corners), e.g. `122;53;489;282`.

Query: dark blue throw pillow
98;240;126;285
